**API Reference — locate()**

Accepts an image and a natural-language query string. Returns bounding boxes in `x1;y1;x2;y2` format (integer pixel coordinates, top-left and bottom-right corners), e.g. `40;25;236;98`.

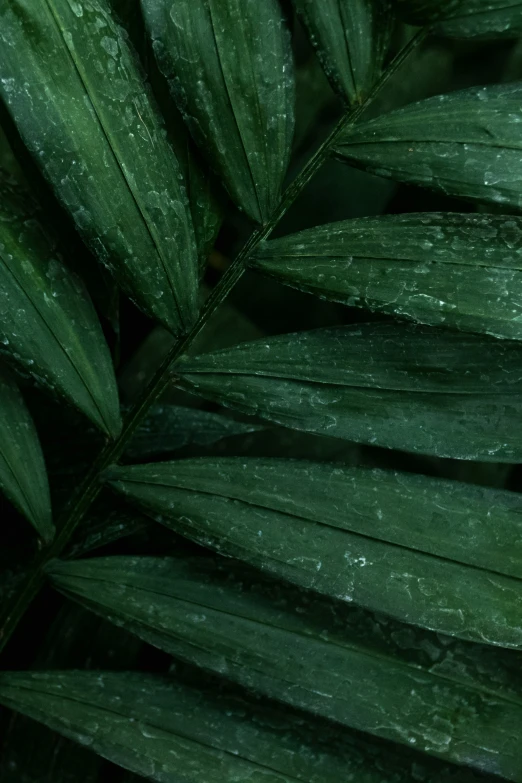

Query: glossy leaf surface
292;0;392;103
107;457;522;647
176;323;522;461
0;602;143;783
394;0;522;38
0;177;121;437
0;667;456;783
252;213;522;340
48;555;522;780
0;0;198;334
141;0;295;223
0;367;52;540
335;83;522;210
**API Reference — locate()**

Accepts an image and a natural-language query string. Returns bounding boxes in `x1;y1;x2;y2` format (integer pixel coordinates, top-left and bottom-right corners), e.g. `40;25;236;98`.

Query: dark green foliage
176;323;522;460
0;0;198;334
47;555;522;779
106;457;522;645
335;83;522;210
394;0;522;38
252;213;522;339
0;366;52;540
0;3;521;782
0;174;121;437
291;0;393;103
141;0;295;223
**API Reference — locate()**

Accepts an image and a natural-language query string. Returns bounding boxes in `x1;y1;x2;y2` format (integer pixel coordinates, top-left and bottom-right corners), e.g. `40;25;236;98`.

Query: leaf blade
394;0;522;38
175;323;522;461
251;212;522;340
0;0;198;334
125;404;262;461
0;668;460;783
48;555;522;780
107;457;522;647
141;0;295;223
0;177;121;437
0;366;52;540
292;0;392;104
335;83;522;209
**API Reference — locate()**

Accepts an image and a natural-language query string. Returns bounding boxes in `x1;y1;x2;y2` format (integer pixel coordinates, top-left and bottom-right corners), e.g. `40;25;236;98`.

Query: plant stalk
0;28;427;655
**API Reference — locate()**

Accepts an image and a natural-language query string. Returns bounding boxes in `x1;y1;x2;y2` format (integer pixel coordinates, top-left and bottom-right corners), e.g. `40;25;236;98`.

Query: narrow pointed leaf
48;555;522;780
0;0;198;334
0;367;52;540
0;177;121;437
176;323;522;461
125;405;262;460
107;457;522;647
0;602;143;783
141;0;295;223
335;83;522;210
394;0;522;38
0;668;461;783
251;213;522;340
292;0;392;104
154;77;223;265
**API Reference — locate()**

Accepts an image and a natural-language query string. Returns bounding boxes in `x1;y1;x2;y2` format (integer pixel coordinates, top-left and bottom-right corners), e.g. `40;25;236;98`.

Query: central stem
0;28;427;656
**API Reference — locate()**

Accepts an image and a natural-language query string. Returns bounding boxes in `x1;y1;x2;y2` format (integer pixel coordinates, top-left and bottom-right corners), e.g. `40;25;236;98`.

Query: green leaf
188;159;223;267
393;0;522;38
335;83;522;210
292;0;392;104
148;57;223;266
110;0;223;264
0;602;144;783
251;213;522;340
0;366;52;540
0;667;461;783
66;506;148;558
0;0;198;335
141;0;295;223
175;322;522;461
47;554;522;780
106;456;522;647
0;176;121;437
125;404;262;460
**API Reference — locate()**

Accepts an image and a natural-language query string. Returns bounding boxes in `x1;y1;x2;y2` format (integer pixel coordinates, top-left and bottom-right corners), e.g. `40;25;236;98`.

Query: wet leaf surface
0;0;198;334
141;0;295;223
107;456;522;647
394;0;522;38
175;323;522;461
0;176;121;437
48;554;522;781
252;212;522;340
335;83;522;210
